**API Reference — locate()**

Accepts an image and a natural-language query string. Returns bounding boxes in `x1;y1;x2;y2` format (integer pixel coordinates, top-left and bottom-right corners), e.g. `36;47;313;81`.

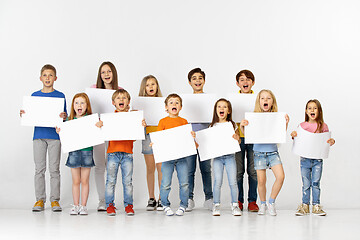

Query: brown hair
254;89;278;112
305;99;324;133
138;75;163;97
96;62;119;89
40;64;57;76
210;98;236;129
112;89;131;102
236;69;255;83
165;93;182;106
69;93;92;120
188;68;205;82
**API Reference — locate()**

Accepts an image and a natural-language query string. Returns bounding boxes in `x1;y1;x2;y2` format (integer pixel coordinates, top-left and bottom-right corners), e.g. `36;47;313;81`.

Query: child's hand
240;119;249;127
149;142;153;147
142;119;147;127
285;114;290;124
195;141;199;149
327;138;335;146
55;127;60;134
96;120;103;128
191;131;196;138
232;133;240;141
290;131;297;139
20;109;25;117
59;112;67;120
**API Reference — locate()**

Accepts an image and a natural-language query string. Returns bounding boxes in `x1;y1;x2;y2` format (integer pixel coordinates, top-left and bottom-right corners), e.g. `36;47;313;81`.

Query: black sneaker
156;200;164;211
146;199;157;211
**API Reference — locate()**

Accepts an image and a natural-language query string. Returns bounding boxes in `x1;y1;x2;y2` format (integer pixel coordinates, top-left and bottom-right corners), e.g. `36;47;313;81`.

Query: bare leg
156;162;162;199
269;164;285;200
71;168;81;206
256;169;267;202
80;168;91;206
144;154;156;199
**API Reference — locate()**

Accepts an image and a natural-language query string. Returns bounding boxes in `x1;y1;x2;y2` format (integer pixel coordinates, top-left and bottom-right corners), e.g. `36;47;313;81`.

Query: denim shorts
253;151;282;170
66;150;95;168
142;133;153;155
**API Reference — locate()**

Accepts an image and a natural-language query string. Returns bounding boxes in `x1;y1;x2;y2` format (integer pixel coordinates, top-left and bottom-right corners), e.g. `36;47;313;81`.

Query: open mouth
219;111;225;117
264;103;268;107
172;107;177;111
105;77;111;81
119;103;124;108
149;89;154;93
195;83;202;87
310;113;315;117
243;85;248;89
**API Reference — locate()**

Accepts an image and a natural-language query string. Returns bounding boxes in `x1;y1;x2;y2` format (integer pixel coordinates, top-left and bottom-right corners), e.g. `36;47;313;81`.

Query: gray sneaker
212;203;221;216
231;203;242;216
203;198;213;210
97;199;106;211
267;203;277;216
185;199;195;212
78;205;88;215
258;203;266;215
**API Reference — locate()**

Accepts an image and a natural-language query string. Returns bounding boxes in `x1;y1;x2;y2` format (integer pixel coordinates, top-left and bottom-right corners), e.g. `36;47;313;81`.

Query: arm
327;138;335;146
239;119;248;135
142;119;147;127
55;127;60;134
285;114;290;130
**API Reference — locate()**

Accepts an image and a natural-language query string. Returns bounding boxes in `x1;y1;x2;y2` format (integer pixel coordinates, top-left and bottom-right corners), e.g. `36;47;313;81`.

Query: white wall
1;0;359;209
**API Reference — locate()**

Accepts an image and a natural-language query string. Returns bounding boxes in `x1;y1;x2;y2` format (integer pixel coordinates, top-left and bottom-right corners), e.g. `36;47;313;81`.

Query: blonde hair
138;75;162;97
69;93;92;120
254;89;278;112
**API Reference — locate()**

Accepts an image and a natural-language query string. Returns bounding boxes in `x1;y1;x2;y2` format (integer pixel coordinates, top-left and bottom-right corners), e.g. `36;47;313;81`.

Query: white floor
0;207;358;240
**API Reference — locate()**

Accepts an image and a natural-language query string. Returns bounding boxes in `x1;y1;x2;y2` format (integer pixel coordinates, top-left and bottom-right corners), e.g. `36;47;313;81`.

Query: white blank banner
180;94;217;123
85;88;116;114
196;122;241;161
150;124;197;163
100;111;145;141
226;93;256;122
245;112;287;144
131;97;167;126
21;96;64;127
292;126;331;159
59;114;104;153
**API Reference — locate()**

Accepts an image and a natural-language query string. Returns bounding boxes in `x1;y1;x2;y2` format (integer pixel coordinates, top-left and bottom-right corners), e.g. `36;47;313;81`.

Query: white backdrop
1;0;359;210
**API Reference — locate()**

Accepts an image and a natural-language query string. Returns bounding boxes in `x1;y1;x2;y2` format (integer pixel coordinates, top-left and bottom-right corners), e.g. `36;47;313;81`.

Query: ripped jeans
300;157;323;205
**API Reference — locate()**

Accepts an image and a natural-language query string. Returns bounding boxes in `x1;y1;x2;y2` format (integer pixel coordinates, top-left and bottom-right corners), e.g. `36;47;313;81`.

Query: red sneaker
125;204;135;216
238;201;243;211
107;203;116;216
248;201;259;212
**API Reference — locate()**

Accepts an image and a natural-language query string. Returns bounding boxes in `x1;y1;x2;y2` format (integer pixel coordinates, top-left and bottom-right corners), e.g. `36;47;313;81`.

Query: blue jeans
105;152;133;207
160;156;190;208
187;152;213;200
235;138;257;203
300;157;323;205
213;154;238;204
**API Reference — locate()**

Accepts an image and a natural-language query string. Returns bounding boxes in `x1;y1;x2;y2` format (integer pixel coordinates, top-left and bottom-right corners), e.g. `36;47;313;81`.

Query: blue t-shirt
253;144;278;153
31;89;67;140
191;123;209;132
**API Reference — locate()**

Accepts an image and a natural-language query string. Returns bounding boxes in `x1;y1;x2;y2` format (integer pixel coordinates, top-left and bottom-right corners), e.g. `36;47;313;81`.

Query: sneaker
248;201;259;212
295;203;310;216
51;201;62;212
107;203;116;216
125;204;135;215
164;206;174;216
267;202;277;216
203;198;213;210
70;205;79;215
97;199;106;211
146;199;157;211
32;200;44;212
212;203;221;216
78;205;88;215
238;201;243;211
312;204;326;216
258;203;266;215
156;200;164;211
185;199;195;212
175;207;185;216
231;203;242;216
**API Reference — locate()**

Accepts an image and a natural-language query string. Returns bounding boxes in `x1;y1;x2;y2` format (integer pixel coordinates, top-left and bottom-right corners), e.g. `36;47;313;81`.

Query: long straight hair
96;61;119;89
210;98;236;129
305;99;324;133
138;75;162;97
69;93;92;120
254;89;278;112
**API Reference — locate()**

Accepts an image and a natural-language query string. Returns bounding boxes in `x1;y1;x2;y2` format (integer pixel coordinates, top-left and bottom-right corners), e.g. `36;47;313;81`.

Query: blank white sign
226;93;256;122
85;88;116;114
131;97;167;126
180;94;217;123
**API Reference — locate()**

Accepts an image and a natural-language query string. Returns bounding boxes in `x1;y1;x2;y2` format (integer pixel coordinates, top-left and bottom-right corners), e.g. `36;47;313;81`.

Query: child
240;89;289;216
56;93;100;215
235;70;259;212
186;67;213;211
102;89;146;216
291;99;335;216
208;99;242;216
138;75;164;211
20;64;67;212
91;61;123;211
157;93;194;216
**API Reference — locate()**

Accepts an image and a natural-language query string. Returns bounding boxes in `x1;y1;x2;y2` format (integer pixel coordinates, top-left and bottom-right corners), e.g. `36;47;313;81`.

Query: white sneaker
203;198;213;210
97;199;106;211
231;203;242;216
185;199;195;212
258;203;266;215
70;205;79;215
164;206;174;216
78;205;88;215
212;203;221;216
267;203;277;216
175;207;185;216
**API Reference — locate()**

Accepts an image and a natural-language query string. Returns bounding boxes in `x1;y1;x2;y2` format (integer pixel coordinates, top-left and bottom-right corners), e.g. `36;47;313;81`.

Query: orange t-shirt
157;116;188;131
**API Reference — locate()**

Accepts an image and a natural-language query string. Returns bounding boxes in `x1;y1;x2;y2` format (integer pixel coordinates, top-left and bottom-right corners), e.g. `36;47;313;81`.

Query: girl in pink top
291;99;335;216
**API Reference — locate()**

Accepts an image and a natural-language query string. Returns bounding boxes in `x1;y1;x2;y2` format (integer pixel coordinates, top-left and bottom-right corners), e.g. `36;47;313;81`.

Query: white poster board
195;122;241;161
59;114;104;153
244;112;287;144
21;96;64;127
180;94;217;123
226;93;256;122
100;111;145;141
85;88;116;114
150;124;197;163
292;126;331;159
131;97;167;126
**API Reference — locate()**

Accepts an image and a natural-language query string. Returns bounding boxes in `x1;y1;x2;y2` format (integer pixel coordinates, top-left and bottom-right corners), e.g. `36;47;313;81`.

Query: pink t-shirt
300;122;329;133
90;84;122;89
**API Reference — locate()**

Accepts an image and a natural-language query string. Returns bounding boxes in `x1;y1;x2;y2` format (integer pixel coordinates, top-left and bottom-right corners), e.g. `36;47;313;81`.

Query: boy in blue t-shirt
20;64;67;212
